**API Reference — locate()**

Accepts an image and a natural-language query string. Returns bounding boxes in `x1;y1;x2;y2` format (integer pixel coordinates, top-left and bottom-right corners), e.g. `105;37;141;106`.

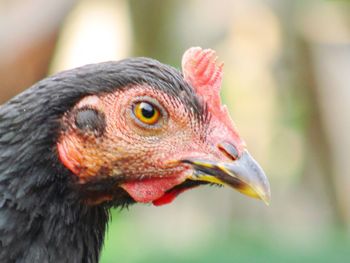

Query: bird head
56;47;270;206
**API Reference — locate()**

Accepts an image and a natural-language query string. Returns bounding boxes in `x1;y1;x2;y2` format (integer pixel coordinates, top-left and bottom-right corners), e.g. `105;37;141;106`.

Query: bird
0;47;270;262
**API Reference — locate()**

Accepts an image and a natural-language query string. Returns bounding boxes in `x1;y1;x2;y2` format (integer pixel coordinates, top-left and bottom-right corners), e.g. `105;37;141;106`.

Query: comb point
182;47;223;91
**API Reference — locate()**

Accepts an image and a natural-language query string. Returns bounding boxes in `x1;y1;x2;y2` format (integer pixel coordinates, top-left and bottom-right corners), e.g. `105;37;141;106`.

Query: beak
182;145;271;205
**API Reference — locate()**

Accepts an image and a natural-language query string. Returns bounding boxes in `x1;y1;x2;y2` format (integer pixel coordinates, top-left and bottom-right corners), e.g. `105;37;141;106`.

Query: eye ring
133;101;161;126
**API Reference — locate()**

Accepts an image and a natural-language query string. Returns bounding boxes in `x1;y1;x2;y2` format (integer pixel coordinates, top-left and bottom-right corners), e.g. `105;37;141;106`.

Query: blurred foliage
1;0;350;262
100;212;350;263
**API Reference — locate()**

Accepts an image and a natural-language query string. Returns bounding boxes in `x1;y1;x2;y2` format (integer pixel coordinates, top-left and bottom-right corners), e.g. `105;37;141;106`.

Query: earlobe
74;108;106;136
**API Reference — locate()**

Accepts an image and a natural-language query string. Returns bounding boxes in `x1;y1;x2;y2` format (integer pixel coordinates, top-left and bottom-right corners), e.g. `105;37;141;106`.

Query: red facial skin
57;47;245;205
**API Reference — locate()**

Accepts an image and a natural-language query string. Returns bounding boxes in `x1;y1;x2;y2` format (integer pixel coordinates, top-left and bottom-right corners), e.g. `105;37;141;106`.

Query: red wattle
120;176;185;204
152;186;196;206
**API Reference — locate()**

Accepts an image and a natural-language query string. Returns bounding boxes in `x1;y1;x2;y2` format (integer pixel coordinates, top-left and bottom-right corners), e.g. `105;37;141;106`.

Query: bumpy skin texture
0;58;203;262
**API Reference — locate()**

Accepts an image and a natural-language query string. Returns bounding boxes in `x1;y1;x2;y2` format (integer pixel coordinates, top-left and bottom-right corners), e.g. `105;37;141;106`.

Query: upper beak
182;144;271;205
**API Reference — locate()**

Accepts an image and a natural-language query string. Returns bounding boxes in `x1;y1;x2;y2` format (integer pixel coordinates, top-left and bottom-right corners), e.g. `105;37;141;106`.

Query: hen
0;47;270;262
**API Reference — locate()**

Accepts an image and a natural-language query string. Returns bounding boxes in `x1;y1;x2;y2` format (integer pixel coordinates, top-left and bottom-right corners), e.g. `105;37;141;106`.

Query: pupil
141;102;155;118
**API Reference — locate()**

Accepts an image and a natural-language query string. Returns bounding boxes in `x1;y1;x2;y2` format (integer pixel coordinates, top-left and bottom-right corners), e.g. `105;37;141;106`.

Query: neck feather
0;161;109;262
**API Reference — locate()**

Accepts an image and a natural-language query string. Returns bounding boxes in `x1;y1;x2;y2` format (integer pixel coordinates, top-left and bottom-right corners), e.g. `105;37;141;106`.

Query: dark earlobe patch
75;108;106;136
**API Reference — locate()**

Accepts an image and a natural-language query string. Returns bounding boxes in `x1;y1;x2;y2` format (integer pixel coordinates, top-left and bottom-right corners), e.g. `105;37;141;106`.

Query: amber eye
133;101;160;125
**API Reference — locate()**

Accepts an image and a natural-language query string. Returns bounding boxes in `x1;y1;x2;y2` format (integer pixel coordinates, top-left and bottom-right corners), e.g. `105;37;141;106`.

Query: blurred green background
1;0;350;262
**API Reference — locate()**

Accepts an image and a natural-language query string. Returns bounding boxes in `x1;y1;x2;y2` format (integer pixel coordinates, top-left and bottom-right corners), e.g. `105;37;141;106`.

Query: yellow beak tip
237;185;271;205
261;196;271;206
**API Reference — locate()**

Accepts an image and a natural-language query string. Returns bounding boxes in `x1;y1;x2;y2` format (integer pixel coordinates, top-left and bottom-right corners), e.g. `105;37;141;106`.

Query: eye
133;101;161;125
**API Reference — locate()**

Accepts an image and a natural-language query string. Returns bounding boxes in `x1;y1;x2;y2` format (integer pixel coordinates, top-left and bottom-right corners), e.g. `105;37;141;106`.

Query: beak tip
261;192;271;206
248;184;270;205
257;180;271;206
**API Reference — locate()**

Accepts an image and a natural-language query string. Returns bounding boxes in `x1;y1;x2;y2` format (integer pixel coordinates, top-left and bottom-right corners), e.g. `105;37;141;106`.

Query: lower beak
182;149;271;205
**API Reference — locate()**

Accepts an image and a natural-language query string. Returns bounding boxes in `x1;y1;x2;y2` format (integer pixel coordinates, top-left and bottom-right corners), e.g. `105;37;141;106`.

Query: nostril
218;142;239;161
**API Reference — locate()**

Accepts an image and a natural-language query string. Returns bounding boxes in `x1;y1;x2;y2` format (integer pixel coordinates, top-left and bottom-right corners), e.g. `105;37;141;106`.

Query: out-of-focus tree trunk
128;0;180;64
0;32;59;104
0;0;75;103
297;40;348;228
277;1;350;229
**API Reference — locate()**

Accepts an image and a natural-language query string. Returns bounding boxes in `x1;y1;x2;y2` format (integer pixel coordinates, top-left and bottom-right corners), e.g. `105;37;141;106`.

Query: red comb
182;47;245;153
182;47;224;111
